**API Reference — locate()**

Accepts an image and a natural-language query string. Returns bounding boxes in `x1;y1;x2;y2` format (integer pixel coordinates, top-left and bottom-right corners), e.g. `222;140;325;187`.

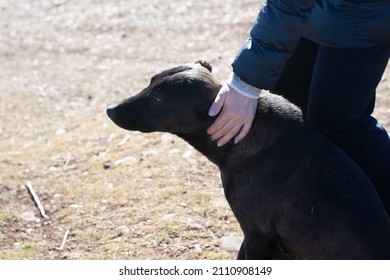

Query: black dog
107;61;390;259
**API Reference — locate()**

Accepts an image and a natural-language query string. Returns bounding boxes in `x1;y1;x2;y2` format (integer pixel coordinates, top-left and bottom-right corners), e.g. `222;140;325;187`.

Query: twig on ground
118;134;131;146
26;182;49;219
59;229;70;251
63;153;71;170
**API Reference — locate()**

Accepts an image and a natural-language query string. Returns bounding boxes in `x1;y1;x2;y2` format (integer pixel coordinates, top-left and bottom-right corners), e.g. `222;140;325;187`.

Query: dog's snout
106;103;118;120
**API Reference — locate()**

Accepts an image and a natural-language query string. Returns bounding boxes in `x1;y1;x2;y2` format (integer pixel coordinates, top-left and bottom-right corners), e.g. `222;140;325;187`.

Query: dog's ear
195;60;212;73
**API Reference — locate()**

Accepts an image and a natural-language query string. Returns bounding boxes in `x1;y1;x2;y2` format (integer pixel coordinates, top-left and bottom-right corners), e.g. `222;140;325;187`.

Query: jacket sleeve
232;0;315;90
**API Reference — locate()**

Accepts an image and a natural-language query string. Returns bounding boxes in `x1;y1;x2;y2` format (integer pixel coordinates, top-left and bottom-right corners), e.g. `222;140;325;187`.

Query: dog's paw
195;60;212;73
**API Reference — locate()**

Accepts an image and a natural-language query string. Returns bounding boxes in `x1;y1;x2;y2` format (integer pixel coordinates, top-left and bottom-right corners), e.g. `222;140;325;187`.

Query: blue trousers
272;38;390;215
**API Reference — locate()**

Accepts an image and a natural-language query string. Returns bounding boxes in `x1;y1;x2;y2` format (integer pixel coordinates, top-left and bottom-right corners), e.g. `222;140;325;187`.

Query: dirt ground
0;0;389;260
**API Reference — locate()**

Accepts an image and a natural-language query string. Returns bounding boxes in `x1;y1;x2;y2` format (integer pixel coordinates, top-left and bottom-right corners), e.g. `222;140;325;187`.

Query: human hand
207;83;258;147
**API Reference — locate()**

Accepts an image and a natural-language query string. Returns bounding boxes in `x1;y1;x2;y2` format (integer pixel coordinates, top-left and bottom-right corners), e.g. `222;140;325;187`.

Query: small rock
107;133;116;143
219;236;243;252
21;211;36;222
49;166;59;172
189;244;202;253
169;148;180;154
115;156;137;166
69;204;83;209
116;225;130;235
163;214;175;220
187;221;205;231
205;220;214;228
55;128;66;136
161;133;174;144
124;251;137;257
182;150;193;159
141;150;158;158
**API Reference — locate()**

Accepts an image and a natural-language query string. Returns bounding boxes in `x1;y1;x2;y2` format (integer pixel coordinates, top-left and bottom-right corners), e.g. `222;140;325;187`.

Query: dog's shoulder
257;92;303;123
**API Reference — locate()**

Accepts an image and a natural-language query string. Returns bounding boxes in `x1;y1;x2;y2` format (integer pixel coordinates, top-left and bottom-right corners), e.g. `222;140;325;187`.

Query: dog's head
106;61;221;134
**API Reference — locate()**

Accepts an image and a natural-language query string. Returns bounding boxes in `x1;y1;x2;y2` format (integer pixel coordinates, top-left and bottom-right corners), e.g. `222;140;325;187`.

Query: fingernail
208;107;216;116
217;141;223;147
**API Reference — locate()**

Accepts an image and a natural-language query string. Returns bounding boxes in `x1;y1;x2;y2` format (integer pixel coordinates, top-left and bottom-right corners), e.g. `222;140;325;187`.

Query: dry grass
0;0;389;260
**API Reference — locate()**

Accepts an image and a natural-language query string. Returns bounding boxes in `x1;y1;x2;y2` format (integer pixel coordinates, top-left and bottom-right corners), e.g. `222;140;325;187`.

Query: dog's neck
177;131;236;168
177;117;279;169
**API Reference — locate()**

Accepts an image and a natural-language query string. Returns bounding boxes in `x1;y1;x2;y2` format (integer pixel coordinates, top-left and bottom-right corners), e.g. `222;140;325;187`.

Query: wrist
226;73;262;99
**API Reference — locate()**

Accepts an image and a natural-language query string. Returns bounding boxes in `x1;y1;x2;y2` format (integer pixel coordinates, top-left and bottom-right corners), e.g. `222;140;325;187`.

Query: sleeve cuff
226;73;262;99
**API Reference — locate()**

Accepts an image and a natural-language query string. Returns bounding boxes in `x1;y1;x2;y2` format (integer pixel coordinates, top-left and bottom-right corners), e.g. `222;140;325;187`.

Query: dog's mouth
106;104;133;131
106;104;156;133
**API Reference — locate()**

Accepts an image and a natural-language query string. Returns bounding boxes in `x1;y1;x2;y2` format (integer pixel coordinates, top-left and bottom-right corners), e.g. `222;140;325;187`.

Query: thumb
208;83;228;116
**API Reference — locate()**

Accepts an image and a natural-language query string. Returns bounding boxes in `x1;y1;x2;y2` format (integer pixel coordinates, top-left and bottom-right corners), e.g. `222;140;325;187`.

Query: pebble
187;222;205;231
21;211;36;222
169;148;180;154
190;244;202;253
55;128;66;136
116;225;130;235
160;133;174;144
114;156;137;166
163;214;175;220
69;204;84;209
219;236;243;252
182;150;193;159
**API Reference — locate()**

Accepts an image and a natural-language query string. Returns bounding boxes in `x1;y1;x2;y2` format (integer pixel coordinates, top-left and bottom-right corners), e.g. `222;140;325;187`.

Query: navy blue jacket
232;0;390;90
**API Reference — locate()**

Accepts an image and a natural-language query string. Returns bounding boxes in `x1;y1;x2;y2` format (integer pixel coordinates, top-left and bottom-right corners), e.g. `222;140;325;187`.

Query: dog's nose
106;104;118;120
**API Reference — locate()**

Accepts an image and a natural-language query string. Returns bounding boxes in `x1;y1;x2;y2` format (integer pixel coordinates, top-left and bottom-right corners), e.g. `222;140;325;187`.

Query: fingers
208;118;240;145
216;123;243;147
234;122;253;144
207;83;258;147
207;112;229;139
208;83;228;117
211;117;254;147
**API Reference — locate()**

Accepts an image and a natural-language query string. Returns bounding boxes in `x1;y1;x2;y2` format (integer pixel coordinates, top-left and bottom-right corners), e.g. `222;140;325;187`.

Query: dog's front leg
242;233;276;260
236;241;246;260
